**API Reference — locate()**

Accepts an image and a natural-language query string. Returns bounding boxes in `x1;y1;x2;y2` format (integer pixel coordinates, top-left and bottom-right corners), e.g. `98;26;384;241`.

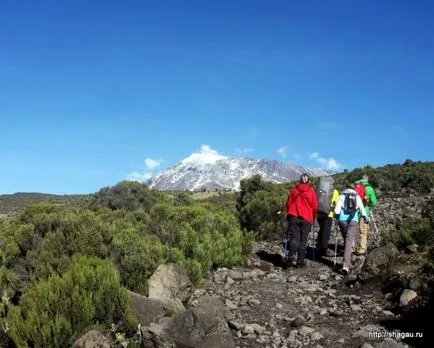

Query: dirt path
206;241;414;348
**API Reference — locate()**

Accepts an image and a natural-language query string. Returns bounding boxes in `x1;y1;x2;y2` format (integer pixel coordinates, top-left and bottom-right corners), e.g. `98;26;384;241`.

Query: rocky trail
75;240;432;348
199;240;422;348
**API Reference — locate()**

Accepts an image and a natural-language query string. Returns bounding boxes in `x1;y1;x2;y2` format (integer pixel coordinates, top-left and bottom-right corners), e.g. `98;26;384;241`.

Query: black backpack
343;192;358;216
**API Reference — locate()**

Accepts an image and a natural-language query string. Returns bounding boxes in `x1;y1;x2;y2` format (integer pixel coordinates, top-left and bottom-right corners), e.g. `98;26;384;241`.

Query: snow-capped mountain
148;147;332;191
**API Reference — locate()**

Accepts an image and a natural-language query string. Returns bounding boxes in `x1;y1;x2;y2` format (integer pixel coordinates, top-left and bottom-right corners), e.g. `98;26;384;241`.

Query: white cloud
309;152;343;171
181;144;228;166
277;146;288;158
145;158;161;170
127;157;163;183
235;147;254;155
126;171;153;183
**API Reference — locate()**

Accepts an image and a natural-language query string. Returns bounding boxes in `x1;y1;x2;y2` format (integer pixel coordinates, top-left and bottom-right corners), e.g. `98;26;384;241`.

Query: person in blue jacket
334;187;370;274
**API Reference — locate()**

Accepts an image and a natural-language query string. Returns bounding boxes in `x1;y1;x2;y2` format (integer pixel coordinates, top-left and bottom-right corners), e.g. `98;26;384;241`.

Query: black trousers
316;214;333;253
287;216;312;263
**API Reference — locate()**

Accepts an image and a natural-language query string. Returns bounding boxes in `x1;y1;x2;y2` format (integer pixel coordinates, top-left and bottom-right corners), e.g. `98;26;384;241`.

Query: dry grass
191;191;219;200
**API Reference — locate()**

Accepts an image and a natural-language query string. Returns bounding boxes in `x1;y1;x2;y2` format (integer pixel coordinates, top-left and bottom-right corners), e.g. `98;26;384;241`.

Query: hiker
354;174;377;255
316;187;340;257
285;173;318;267
334;187;370;274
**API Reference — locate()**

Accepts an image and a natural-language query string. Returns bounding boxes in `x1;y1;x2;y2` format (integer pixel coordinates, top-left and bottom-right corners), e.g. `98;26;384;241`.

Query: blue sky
1;0;433;194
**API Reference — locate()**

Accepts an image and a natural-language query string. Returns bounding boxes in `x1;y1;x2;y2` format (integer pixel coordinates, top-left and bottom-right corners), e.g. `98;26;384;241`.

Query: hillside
0;192;91;218
0;160;432;347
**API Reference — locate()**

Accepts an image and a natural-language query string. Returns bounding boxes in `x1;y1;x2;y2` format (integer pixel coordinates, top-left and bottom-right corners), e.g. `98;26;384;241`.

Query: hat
300;173;310;183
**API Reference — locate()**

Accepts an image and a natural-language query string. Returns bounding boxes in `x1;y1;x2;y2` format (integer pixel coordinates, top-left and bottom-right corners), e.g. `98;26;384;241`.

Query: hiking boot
342;265;350;275
296;261;307;268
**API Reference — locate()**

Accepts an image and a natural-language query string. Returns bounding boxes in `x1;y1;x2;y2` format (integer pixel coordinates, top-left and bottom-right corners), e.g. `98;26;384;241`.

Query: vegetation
332;160;434;194
0;160;432;346
0;181;253;346
382;196;434;249
0;192;90;218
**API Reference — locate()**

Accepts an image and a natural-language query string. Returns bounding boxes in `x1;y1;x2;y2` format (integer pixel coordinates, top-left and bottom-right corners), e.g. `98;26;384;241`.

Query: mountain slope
148;156;332;191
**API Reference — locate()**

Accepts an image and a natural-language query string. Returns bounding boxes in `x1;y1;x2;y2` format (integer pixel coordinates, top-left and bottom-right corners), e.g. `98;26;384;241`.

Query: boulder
72;330;111;348
128;290;171;326
362;244;399;277
141;295;235;348
148;263;193;312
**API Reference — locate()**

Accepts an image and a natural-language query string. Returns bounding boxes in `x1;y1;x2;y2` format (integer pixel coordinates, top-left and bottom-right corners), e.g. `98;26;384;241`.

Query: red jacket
286;183;319;224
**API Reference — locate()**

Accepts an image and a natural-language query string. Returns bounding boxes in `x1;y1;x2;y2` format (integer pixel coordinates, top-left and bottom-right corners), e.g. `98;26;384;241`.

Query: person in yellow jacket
316;189;340;257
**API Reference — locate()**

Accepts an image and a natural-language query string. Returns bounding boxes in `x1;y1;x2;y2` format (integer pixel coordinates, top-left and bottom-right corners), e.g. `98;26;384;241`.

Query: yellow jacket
328;189;340;218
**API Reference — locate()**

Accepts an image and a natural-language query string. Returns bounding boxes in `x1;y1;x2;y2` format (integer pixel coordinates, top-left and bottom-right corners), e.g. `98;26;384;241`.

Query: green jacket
355;179;377;215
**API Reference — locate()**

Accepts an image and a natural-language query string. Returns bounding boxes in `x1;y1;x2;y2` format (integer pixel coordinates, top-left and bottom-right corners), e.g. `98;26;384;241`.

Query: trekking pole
311;224;315;262
334;222;338;266
370;211;380;244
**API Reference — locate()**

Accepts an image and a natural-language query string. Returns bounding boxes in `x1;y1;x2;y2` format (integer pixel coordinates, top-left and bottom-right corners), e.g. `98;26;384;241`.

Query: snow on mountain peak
149;148;334;191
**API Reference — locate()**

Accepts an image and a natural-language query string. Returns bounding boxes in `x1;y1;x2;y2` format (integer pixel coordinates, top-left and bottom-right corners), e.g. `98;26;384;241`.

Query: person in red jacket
285;173;319;267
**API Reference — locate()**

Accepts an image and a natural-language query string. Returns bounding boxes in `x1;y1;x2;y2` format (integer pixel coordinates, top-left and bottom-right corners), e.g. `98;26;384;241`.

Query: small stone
242;324;255;334
228;320;244;331
350;304;362;311
225;299;237;310
337;338;345;343
229;270;244;280
254;268;266;277
249;298;261;306
399;289;417;306
251;323;265;335
276;303;283;309
226;277;234;285
292;316;306;327
311;331;324;341
383;310;395;317
287;330;298;343
299;326;315;336
406;244;418;253
319;274;328;281
287;276;298;282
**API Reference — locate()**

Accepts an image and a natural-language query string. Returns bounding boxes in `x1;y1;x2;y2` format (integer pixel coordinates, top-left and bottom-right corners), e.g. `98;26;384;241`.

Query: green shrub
382;217;434;248
236;175;290;240
89;181;164;212
5;254;136;348
110;229;168;294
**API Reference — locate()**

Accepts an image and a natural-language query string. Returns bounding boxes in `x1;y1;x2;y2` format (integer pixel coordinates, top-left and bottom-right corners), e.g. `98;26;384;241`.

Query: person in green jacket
354;174;377;255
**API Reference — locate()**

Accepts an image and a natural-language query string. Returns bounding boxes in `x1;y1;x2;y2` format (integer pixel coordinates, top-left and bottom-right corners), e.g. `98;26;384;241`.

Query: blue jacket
334;189;370;223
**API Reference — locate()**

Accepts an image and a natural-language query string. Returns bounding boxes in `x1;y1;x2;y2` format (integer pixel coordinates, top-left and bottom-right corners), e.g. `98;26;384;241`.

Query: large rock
128;290;170;326
362;244;400;277
148;263;193;312
72;330;111;348
141;295;235;348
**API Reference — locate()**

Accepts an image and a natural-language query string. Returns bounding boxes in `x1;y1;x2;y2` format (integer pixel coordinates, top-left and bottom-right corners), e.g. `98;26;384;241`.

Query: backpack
343;192;358;216
315;176;335;215
354;183;368;205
